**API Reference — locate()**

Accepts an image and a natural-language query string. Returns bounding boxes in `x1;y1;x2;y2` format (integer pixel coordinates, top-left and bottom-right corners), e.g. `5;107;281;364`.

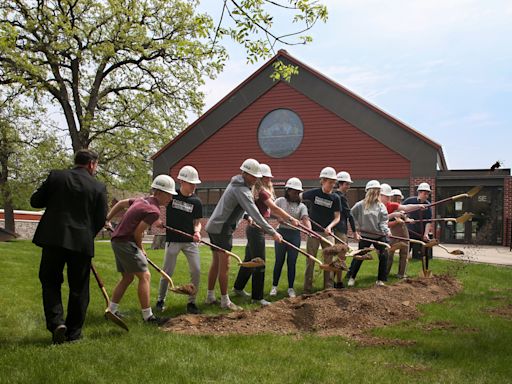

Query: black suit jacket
31;167;108;257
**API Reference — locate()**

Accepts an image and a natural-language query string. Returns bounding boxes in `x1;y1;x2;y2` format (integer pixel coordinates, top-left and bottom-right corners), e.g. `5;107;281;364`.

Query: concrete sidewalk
230;239;512;267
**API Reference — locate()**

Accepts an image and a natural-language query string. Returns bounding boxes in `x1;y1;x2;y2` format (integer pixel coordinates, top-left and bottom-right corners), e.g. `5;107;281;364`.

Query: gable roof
152;50;447;175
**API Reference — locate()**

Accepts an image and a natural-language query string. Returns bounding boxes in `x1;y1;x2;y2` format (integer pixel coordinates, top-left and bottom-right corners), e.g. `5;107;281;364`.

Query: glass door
436;186;503;245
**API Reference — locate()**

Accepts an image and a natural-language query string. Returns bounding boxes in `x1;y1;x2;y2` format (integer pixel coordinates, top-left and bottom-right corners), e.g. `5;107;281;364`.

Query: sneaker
52;324;67;345
269;286;278;296
204;297;219;305
220;301;243;311
334;281;345;289
253;299;271;307
376;280;385;287
144;315;169;325
287;288;296;298
347;278;355;287
155;299;165;312
186;302;201;314
233;289;251;298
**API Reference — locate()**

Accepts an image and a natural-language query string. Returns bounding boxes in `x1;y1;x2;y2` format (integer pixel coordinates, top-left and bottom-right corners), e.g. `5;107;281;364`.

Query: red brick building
152;50;511;246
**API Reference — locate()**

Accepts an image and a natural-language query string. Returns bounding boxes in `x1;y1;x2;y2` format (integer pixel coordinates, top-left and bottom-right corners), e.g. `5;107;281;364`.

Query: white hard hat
151;175;177;195
177;165;201;184
336;171;353;183
240;158;262;178
285;177;303;191
259;163;273;178
391;189;404;198
417;182;431;192
380;183;393;197
319;166;337;180
365;179;381;191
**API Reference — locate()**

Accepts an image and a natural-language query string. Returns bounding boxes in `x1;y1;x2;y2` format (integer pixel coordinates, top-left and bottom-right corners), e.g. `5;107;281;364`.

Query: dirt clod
163;275;462;342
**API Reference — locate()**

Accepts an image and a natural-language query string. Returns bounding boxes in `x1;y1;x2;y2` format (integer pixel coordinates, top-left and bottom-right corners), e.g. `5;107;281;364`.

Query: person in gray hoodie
205;159;282;311
346;180;391;287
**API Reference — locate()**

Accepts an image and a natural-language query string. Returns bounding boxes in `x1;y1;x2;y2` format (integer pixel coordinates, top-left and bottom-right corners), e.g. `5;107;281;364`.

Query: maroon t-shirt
112;197;160;242
255;189;271;218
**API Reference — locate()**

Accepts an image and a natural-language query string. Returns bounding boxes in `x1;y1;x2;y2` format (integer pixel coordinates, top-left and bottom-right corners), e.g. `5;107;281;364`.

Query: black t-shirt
166;189;203;242
334;191;356;234
402;196;432;240
302;188;341;231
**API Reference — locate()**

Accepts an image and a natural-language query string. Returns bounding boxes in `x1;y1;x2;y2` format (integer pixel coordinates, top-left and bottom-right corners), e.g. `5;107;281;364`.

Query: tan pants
387;223;409;277
333;230;348;283
304;233;335;293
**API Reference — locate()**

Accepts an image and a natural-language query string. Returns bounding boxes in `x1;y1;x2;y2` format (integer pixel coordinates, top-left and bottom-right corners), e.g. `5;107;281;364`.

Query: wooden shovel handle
90;263;110;307
281;238;324;265
164;225;242;263
146;256;175;289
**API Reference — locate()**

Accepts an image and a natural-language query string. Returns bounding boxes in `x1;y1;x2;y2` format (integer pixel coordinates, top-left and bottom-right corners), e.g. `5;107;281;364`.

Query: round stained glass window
257;109;304;158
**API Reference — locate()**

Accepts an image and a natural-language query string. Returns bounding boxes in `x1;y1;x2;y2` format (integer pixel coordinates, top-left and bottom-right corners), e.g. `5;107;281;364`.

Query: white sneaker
376;280;385;286
269;286;278;296
221;301;243;311
204;297;218;305
253;299;271;307
347;278;355;287
233;289;251;298
287;288;296;298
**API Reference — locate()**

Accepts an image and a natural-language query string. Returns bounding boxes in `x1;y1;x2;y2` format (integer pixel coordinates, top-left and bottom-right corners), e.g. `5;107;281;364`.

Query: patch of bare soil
420;320;479;334
486;304;512;320
162;275;462;343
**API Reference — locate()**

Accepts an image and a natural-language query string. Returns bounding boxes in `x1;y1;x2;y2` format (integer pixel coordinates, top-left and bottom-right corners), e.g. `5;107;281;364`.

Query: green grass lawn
1;240;512;383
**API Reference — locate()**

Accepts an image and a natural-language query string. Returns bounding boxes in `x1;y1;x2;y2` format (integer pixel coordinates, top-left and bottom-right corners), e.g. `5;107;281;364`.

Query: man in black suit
31;149;108;344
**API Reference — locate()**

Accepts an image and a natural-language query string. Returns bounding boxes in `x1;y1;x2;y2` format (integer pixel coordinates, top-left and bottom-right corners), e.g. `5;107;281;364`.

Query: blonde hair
364;188;380;210
252;178;275;201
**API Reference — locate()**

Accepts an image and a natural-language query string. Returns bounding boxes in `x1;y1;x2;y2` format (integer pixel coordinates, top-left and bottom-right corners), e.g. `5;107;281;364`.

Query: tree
0;0;327;190
0;88;67;232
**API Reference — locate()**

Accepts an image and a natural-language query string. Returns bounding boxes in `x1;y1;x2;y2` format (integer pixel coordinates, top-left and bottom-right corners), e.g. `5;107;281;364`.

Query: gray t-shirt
275;197;308;230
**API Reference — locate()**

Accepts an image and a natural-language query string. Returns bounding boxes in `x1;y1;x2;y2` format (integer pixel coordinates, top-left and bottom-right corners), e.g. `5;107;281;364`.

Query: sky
195;0;512;171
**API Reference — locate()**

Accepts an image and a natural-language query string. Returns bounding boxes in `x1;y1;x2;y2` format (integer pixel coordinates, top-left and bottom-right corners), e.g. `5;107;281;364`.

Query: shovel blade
450;249;465;255
104;309;129;331
456;212;474;224
239;258;265;268
170;284;197;296
467;186;483;198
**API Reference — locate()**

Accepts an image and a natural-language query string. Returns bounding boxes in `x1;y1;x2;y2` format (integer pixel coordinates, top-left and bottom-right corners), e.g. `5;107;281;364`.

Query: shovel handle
146;256;176;289
296;223;335;247
281;238;324;265
164;225;243;263
90;263;110;307
307;218;348;245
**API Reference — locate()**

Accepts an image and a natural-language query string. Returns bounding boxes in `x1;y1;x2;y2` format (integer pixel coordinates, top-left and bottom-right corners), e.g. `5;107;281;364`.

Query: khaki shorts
111;241;148;273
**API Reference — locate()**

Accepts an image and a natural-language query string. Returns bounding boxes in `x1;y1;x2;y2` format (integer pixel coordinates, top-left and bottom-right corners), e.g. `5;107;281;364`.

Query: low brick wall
0;220;39;240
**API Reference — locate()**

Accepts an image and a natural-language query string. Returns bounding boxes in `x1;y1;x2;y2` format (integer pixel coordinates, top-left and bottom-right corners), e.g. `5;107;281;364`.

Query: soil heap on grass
162;276;461;341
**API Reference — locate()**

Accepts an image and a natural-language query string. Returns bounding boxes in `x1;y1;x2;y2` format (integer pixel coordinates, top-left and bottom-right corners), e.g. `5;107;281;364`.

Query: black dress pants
233;225;266;300
38;246;91;340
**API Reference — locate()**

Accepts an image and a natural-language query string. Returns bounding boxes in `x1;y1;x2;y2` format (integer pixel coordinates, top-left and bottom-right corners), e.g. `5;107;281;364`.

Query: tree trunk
0;159;15;232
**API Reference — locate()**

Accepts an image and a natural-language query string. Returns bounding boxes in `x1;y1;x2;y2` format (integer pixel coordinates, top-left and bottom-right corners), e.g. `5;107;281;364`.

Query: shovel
164;225;264;268
282;239;347;272
291;222;335;247
145;256;197;295
419;245;433;278
90;263;129;331
408;186;482;214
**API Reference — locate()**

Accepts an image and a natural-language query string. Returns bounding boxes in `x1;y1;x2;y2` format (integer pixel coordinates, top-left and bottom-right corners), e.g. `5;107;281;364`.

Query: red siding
171;82;410;181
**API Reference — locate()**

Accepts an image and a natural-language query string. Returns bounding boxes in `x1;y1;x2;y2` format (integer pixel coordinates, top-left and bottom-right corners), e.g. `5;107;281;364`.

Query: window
258;109;304;158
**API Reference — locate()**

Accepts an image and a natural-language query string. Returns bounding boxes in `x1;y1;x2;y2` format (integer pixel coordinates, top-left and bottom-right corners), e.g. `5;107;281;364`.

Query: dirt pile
162;275;462;341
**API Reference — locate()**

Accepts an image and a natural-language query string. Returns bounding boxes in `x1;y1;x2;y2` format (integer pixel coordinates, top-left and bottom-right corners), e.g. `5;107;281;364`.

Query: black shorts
208;232;233;252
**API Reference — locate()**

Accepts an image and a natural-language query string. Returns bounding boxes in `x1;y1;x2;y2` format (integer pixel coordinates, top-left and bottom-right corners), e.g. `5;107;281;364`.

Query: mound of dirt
162;276;462;342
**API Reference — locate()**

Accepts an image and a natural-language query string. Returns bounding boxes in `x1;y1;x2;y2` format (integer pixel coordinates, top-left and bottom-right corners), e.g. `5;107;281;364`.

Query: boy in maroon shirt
105;175;176;323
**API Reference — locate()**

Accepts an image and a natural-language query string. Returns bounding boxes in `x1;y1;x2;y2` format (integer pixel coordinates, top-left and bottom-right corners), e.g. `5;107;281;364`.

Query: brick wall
504;176;512;247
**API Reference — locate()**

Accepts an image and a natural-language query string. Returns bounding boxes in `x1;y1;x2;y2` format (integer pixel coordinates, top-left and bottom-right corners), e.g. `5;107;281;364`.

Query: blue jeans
273;228;300;288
